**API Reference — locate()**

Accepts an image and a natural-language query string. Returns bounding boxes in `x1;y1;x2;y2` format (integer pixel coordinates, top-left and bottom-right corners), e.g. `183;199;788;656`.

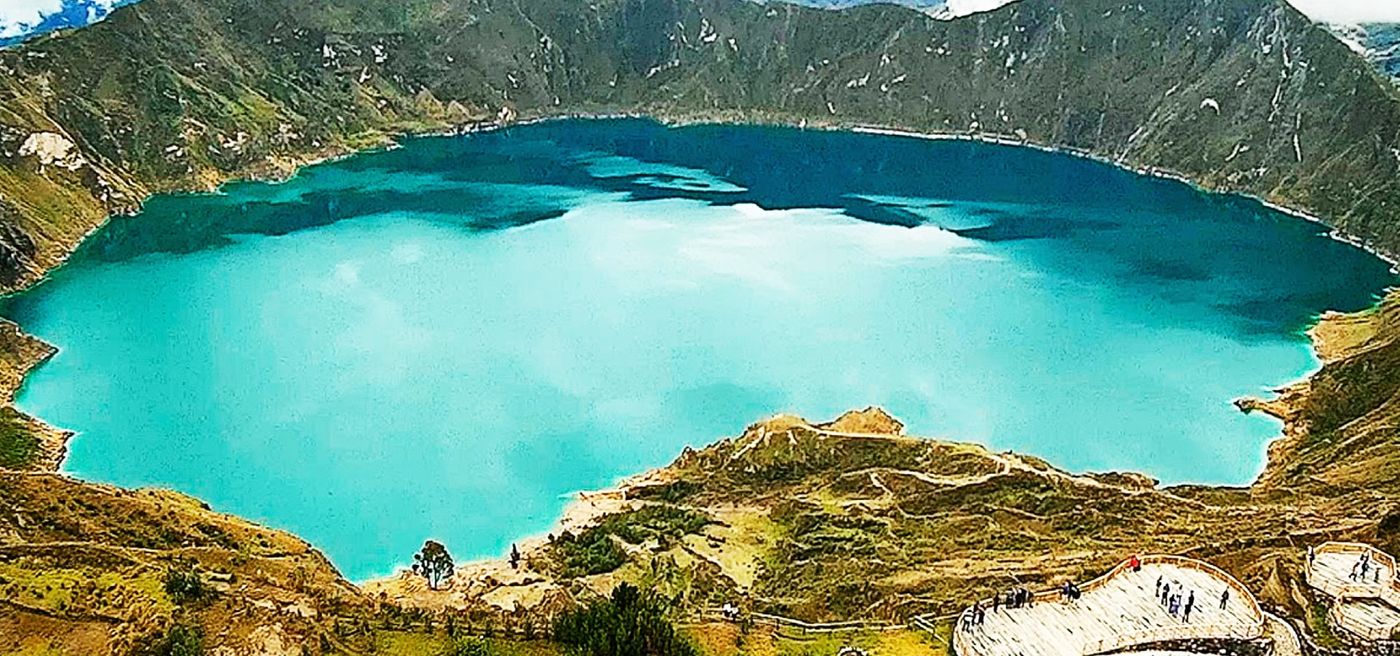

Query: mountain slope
0;471;369;655
0;0;1398;295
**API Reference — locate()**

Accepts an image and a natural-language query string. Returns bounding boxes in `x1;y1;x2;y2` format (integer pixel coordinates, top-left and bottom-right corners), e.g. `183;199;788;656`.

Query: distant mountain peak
770;0;1019;19
1326;22;1400;83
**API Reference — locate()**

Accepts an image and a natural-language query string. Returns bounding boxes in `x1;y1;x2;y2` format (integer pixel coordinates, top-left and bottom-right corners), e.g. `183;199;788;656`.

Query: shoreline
9;109;1387;468
841;124;1400;272
358;467;672;603
2;110;1392;588
479;111;1400;271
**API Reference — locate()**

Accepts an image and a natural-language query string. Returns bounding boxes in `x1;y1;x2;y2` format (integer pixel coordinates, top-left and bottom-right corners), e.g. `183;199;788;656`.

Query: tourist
993;592;1000;613
1352;562;1361;581
1307;545;1315;565
1184;591;1194;622
1155;575;1162;595
1220;588;1230;610
1130;554;1141;572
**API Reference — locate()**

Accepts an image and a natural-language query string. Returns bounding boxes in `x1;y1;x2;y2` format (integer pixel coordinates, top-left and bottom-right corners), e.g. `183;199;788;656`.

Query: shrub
553;583;698;656
163;563;206;605
631;481;702;503
444;637;495;656
554;528;628;577
136;623;204;656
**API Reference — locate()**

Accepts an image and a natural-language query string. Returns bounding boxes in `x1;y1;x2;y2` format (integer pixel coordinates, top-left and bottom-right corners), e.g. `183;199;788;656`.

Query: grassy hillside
0;471;360;654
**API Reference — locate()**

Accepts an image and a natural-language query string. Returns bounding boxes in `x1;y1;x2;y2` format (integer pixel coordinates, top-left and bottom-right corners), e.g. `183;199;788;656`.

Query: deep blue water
4;120;1393;579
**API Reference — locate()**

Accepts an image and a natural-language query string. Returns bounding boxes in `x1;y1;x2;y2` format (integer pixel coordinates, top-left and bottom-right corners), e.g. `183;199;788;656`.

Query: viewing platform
1306;542;1400;641
953;555;1265;656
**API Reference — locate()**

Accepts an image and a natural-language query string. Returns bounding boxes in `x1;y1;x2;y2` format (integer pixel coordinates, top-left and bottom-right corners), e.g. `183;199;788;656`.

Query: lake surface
4;120;1393;579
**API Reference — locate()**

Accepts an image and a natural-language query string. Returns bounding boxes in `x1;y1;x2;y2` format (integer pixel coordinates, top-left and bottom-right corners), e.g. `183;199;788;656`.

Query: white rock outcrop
19;132;85;170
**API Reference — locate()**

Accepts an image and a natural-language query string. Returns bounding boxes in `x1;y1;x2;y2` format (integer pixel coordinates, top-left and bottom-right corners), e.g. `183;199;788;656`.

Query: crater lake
4;120;1394;579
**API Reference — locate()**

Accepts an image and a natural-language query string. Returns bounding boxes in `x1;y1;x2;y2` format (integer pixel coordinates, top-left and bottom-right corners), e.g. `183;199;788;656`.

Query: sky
943;0;1400;23
957;0;1400;23
0;0;57;37
0;0;103;39
942;0;1400;23
3;0;1400;40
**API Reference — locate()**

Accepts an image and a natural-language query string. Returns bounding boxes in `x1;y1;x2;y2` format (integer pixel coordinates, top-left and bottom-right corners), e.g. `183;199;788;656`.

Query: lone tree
413;540;455;590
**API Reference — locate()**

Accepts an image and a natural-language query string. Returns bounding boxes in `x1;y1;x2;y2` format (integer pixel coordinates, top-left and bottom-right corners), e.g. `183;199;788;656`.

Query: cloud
945;0;1400;24
1284;0;1400;24
0;0;64;38
942;0;1018;17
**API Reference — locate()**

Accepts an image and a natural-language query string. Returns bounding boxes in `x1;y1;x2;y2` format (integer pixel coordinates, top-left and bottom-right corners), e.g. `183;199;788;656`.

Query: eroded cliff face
0;0;1397;291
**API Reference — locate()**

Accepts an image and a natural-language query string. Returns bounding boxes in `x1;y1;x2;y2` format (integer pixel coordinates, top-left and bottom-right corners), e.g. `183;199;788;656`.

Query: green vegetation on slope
0;406;39;468
553;584;698;656
553;506;711;577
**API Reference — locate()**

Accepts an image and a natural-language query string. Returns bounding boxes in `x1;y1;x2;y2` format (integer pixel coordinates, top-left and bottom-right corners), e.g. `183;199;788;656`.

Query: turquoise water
4;120;1394;580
